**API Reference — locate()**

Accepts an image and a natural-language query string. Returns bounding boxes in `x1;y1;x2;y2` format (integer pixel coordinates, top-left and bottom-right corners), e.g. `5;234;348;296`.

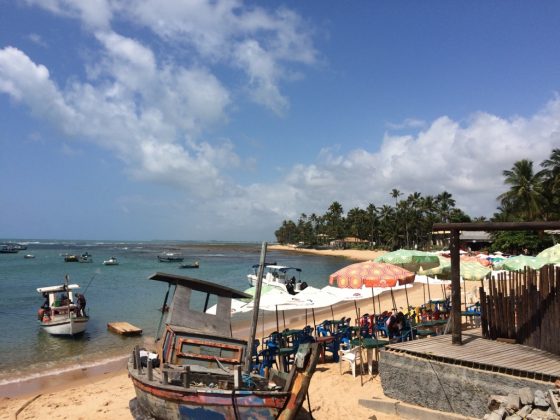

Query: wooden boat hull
130;375;287;420
40;317;88;336
129;342;320;420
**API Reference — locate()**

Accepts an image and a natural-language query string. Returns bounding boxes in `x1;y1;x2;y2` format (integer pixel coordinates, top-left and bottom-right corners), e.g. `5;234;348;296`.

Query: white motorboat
103;256;119;265
37;279;88;336
24;254;35;259
247;264;308;294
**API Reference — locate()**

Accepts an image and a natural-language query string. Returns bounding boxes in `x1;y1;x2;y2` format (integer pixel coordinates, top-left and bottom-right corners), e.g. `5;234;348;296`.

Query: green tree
541;149;560;219
325;201;345;240
497;159;545;220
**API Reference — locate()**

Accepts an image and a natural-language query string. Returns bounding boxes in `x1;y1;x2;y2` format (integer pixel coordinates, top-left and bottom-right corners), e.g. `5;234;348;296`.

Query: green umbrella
494;255;545;271
536;244;560;264
417;256;451;276
375;249;440;272
420;260;491;309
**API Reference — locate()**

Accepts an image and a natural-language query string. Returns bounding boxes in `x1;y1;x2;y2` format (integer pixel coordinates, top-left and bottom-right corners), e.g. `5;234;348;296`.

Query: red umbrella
329;261;416;310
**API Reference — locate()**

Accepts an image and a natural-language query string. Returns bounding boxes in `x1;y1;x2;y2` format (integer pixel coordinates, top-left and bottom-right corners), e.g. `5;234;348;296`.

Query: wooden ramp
385;329;560;382
107;322;142;336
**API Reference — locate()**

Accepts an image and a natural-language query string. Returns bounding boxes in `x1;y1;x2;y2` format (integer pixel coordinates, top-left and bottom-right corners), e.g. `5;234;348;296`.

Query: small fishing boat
0;245;18;254
37;277;88;336
179;261;199;269
157;252;184;262
24;254;35;259
64;255;79;262
128;269;320;419
79;252;93;263
247;264;308;295
103;256;119;265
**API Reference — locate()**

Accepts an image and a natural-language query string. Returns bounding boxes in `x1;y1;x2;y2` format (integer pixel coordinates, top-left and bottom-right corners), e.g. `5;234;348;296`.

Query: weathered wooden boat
128;270;320;419
37;278;88;336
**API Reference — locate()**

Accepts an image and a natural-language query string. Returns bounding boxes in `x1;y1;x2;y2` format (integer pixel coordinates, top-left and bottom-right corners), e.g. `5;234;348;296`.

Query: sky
1;1;559;241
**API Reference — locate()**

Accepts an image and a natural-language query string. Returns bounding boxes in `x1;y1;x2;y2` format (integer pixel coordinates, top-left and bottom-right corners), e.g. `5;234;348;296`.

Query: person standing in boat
76;293;86;317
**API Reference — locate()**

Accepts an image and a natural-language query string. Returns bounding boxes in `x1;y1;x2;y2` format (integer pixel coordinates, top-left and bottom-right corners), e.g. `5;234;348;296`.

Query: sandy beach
1;247;476;420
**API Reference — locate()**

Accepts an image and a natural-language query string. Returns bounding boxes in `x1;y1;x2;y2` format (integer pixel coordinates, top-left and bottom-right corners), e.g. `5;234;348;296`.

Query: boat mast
244;241;267;372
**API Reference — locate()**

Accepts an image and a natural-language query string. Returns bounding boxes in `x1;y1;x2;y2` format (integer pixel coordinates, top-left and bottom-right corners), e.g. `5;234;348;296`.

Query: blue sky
1;1;559;241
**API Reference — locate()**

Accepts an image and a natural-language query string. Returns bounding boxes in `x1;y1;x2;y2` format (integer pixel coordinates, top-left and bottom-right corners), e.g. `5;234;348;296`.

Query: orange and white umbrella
329;261;415;288
329;261;416;311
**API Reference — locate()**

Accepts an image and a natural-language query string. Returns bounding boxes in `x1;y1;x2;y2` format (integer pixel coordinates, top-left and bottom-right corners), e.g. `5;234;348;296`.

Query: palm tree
541;149;560;219
325;201;345;240
436;191;455;223
390;189;402;207
498;159;545;221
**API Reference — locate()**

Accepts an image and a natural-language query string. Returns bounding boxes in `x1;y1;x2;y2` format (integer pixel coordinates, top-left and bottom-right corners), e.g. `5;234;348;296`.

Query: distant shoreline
268;244;387;261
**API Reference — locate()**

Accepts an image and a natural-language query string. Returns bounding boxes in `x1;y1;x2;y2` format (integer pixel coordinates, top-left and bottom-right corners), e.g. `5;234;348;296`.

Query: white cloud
27;0;317;113
386;118;427;130
263;97;560;222
24;0;113;29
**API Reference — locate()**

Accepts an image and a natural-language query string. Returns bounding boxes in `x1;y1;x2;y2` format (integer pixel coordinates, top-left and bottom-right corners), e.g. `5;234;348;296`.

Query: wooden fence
480;265;560;356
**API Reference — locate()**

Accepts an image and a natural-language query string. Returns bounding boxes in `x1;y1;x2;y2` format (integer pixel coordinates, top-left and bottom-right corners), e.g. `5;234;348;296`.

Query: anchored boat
103;256;119;265
128;270;320;419
247;264;308;295
37;277;88;336
157;252;184;262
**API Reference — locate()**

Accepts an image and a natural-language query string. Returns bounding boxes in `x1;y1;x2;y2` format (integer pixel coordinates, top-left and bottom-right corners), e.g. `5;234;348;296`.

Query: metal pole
450;229;462;345
244;241;267;372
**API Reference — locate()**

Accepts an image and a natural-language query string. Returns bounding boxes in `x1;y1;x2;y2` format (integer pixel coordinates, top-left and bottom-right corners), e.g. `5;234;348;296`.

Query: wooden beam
433;221;560;232
450;229;462;345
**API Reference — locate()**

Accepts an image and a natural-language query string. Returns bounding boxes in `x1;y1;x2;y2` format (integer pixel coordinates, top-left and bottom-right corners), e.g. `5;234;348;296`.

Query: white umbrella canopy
414;275;451;285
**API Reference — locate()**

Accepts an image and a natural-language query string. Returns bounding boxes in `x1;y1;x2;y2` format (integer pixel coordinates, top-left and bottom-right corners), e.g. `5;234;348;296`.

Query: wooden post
450;229;462;345
134;345;143;374
233;365;242;389
147;358;153;381
162;363;169;385
132;348;137;369
182;366;190;388
244;242;267;372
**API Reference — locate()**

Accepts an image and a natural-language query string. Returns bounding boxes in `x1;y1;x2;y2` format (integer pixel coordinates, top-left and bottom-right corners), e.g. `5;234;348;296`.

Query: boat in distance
103;256;119;265
157;252;184;262
128;271;320;419
37;277;88;336
179;261;199;269
247;264;308;295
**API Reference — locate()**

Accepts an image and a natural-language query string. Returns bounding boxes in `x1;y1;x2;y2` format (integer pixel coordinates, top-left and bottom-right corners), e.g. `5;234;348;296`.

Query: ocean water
0;240;349;385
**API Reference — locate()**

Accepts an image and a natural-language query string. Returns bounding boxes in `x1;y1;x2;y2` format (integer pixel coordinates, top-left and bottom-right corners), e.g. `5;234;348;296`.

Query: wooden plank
107;321;143;336
385;331;560;382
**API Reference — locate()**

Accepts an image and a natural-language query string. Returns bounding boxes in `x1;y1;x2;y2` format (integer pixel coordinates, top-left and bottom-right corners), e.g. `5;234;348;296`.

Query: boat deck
385;329;560;382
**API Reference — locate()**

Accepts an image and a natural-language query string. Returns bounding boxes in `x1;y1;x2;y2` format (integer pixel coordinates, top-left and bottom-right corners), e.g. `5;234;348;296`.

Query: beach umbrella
536;244;560;264
460;255;493;267
374;249;440;272
421;260;491;309
417;256;451;303
329;261;415;311
494;255;546;271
